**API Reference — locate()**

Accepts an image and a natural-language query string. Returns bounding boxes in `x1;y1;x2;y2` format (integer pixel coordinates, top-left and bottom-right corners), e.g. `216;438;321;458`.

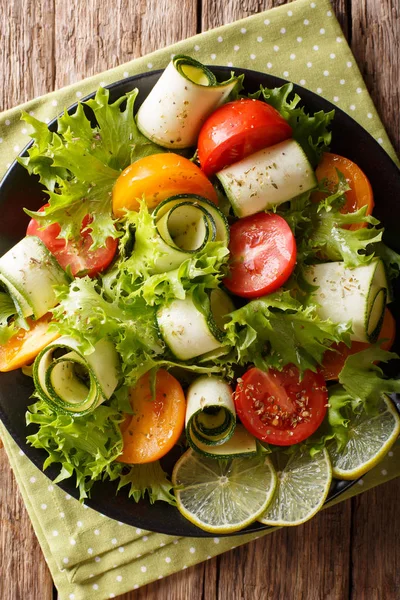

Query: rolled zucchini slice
188;424;258;458
156;288;234;360
136;55;238;149
151;195;229;273
304;259;388;343
0;236;68;320
216;139;317;217
33;336;120;415
185;376;236;452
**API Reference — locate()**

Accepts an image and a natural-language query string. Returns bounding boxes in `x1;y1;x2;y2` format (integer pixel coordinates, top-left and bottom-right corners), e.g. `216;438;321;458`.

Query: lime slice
172;449;277;533
328;395;400;480
258;447;332;527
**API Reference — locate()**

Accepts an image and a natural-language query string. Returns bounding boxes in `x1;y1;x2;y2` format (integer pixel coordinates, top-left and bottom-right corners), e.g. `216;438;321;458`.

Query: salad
0;55;399;534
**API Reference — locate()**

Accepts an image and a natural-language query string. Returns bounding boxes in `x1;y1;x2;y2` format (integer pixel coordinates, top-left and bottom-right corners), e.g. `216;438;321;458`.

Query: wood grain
215;502;351;600
0;0;55;110
351;0;400;153
351;479;400;600
0;446;53;600
53;0;198;89
0;0;400;599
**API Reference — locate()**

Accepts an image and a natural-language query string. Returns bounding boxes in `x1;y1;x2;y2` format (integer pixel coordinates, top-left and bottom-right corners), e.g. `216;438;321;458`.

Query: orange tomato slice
313;152;374;231
321;308;395;381
112;153;218;217
0;313;59;372
117;369;186;464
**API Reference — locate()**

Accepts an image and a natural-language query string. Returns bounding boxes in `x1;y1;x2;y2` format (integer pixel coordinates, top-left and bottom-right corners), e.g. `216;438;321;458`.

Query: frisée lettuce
20;88;162;249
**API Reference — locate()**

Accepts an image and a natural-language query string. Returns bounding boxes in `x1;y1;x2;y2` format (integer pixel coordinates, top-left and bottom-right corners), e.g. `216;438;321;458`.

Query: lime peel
329;394;400;480
172;448;277;533
258;447;332;527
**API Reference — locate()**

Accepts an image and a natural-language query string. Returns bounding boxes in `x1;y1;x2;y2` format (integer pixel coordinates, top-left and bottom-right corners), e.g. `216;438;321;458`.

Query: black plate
1;67;399;538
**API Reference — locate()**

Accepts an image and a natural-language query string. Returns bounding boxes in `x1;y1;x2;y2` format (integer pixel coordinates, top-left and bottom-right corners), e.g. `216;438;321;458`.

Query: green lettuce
281;172;382;268
52;277;164;385
339;347;400;413
104;203;230;306
309;348;400;456
26;399;124;499
26;398;176;504
225;290;350;374
116;462;176;505
20;88;162;249
307;385;353;456
256;83;334;167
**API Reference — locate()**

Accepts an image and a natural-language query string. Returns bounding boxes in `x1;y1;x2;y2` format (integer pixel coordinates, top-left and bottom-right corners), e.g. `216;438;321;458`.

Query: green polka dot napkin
0;0;399;598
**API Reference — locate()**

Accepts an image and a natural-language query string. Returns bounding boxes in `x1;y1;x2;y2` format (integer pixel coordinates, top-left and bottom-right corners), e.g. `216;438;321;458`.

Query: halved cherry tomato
117;369;186;464
197;98;292;177
27;206;118;277
313;152;374;231
234;366;328;446
223;212;296;298
0;313;59;372
112;153;218;217
321;308;396;381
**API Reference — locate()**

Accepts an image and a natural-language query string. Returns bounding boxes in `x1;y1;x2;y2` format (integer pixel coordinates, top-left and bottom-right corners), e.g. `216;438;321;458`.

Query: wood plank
0;446;54;600
0;0;55;111
351;479;400;600
351;0;400;154
216;502;352;600
116;559;217;599
0;1;56;598
53;0;198;88
201;0;350;37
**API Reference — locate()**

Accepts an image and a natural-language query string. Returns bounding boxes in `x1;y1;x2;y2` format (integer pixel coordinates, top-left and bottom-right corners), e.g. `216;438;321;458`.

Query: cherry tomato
234;366;328;446
321;308;396;380
198;98;292;176
112;153;218;217
117;369;186;464
223;212;296;298
313;152;374;231
0;313;59;372
26;205;118;277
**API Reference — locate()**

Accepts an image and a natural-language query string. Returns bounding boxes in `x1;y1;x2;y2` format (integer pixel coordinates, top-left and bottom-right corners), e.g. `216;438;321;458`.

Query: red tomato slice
234;366;328;446
26;205;118;277
198;98;292;176
223;212;296;298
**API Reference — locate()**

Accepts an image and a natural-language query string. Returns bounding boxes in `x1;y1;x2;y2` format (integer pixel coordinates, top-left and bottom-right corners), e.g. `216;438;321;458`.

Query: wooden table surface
1;1;399;599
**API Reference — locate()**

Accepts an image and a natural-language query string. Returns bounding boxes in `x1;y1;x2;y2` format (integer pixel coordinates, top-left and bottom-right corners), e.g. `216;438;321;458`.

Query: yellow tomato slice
117;369;186;464
0;313;59;372
313;152;374;231
112;153;218;217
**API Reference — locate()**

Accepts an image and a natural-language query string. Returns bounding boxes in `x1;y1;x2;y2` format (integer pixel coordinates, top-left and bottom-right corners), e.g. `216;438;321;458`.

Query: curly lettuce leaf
281;172;382;268
307;385;353;456
256;83;334;167
26;398;176;505
52;277;164;382
105;203;230;306
26;399;124;500
225;290;350;374
20;87;162;249
116;462;176;505
339;347;400;413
